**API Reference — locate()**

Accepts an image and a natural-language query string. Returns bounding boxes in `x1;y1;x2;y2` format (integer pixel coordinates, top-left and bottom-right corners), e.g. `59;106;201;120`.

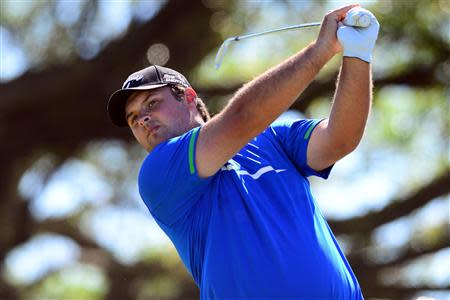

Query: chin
144;137;164;153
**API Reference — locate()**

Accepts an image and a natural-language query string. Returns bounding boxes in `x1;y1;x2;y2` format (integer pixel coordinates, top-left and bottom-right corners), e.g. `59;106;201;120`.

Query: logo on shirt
221;160;286;180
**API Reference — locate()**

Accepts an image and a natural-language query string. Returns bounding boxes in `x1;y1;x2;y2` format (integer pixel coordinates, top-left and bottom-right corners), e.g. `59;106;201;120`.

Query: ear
184;87;197;104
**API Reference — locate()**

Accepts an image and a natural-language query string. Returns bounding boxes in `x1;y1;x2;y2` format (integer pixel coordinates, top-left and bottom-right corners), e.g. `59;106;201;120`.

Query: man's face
125;86;193;152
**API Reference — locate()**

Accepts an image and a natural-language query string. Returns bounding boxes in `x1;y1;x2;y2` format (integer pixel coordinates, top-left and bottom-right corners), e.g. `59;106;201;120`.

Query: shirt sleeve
269;119;333;179
138;127;212;226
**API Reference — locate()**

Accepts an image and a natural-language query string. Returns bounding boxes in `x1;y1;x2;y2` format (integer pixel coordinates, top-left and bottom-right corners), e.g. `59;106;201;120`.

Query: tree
1;0;448;299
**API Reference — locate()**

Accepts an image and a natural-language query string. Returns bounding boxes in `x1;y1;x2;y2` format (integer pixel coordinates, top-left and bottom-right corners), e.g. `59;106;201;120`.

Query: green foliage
23;264;107;300
370;86;448;150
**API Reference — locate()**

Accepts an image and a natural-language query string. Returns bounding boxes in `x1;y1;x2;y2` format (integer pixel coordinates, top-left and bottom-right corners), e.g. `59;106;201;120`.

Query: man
107;4;379;299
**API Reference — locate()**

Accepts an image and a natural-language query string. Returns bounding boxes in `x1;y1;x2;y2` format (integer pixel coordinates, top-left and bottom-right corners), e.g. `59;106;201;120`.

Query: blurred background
1;0;449;299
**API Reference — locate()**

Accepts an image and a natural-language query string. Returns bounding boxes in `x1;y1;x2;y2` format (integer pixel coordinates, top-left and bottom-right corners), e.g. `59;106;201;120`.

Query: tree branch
349;225;449;281
199;61;446;114
364;284;450;300
329;171;450;235
0;0;221;158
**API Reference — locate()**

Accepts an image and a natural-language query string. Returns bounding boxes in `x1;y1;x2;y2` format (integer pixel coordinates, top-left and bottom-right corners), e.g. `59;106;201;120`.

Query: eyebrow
125;92;157;124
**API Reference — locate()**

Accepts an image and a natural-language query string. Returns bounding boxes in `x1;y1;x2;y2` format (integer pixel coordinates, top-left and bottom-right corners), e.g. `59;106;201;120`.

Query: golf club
214;10;371;69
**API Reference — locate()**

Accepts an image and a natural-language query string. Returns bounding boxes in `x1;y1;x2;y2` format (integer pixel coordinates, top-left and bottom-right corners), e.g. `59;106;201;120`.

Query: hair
169;84;211;122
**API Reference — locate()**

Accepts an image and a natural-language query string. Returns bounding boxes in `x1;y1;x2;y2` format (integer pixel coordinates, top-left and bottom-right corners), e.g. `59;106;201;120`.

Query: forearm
225;42;334;136
195;4;366;177
327;57;372;151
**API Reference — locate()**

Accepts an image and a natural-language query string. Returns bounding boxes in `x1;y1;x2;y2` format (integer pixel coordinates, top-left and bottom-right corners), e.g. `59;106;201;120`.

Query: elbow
333;137;361;157
343;140;360;154
328;126;365;156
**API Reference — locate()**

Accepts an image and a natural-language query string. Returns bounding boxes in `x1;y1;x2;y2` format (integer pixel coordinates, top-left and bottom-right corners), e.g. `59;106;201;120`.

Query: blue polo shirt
138;119;363;299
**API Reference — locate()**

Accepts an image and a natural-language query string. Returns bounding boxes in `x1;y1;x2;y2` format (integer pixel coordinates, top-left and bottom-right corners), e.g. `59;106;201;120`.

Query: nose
137;115;151;127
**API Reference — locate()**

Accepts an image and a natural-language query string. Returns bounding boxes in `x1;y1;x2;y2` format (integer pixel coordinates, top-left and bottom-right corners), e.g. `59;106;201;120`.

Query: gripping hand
338;7;380;63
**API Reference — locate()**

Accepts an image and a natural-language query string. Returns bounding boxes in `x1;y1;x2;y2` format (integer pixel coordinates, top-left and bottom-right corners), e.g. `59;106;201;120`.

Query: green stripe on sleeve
303;121;319;140
188;127;199;175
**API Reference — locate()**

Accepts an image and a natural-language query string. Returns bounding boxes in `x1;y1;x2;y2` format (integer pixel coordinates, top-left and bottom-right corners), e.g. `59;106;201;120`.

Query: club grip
343;11;371;28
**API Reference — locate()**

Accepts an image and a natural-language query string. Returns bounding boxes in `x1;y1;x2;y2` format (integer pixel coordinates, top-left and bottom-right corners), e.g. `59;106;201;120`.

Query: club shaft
215;22;322;69
215;11;372;69
233;22;321;41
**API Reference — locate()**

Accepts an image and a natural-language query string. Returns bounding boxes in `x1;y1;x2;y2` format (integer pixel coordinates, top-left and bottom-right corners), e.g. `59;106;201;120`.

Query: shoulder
140;127;199;172
138;127;200;194
264;119;319;140
137;127;213;223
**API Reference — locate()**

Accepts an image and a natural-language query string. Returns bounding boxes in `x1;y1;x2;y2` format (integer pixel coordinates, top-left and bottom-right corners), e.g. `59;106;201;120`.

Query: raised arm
307;7;379;171
307;58;371;171
195;4;359;178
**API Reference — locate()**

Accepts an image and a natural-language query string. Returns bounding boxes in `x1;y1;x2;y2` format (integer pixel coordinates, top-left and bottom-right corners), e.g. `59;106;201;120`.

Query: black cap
107;65;191;127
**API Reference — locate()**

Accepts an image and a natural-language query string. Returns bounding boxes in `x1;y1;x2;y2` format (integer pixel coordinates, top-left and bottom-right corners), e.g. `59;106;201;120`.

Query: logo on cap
123;74;144;89
163;73;189;87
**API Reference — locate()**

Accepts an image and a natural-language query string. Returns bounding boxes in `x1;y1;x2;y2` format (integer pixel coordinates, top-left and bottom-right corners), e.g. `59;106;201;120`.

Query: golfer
107;4;379;299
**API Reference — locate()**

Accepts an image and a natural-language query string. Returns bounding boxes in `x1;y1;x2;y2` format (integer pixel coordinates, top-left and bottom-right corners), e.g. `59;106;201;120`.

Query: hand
315;4;361;57
337;7;380;63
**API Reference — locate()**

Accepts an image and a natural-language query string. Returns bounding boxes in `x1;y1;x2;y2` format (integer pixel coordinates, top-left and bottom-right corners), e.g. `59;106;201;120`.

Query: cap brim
107;83;168;127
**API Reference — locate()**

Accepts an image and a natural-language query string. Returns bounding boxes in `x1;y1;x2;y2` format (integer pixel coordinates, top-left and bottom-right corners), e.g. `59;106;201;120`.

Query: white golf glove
338;7;380;63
